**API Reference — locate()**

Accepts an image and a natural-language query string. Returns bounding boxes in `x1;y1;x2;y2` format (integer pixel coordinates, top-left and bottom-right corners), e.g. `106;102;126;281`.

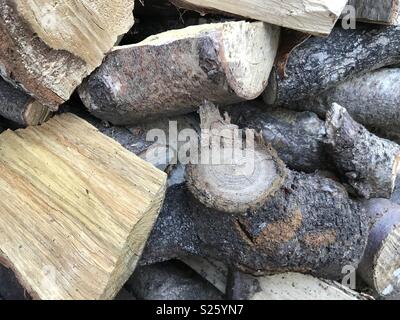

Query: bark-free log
358;199;400;298
0;0;135;108
170;0;348;35
228;271;370;300
229;101;333;173
289;69;400;142
142;177;368;279
325;104;400;199
347;0;399;24
0;113;167;300
263;25;400;106
79;21;280;125
186;102;286;214
0;77;50;126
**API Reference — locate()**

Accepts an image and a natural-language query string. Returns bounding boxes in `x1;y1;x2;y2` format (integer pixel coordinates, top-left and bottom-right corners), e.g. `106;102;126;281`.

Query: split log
263;25;400;106
358;199;400;298
0;113;167;300
325;104;400;199
228;271;371;300
79;21;280;125
0;0;135;108
125;260;223;300
346;0;399;25
0;78;50;126
170;0;348;36
288;68;400;142
228;101;333;173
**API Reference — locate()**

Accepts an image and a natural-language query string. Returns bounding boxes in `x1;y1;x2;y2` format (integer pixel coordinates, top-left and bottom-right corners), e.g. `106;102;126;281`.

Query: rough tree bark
126;260;223;300
346;0;399;24
79;21;280;125
228;101;334;173
0;78;50;126
170;0;348;36
325;104;400;199
288;68;400;142
0;0;135;108
263;25;400;106
358;199;400;299
141;180;368;280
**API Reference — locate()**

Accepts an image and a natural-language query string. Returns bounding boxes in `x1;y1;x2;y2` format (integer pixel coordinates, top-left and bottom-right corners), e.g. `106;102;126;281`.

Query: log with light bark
141;105;368;279
170;0;348;36
79;21;280;125
263;25;400;107
346;0;399;25
227;271;371;300
228;101;333;173
358;199;400;298
0;77;50;126
288;68;400;142
0;113;167;300
325;104;400;199
0;0;135;108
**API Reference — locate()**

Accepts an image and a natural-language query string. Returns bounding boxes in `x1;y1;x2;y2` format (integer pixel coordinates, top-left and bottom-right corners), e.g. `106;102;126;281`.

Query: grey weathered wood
286;68;400;143
347;0;399;24
325;104;400;199
263;25;400;106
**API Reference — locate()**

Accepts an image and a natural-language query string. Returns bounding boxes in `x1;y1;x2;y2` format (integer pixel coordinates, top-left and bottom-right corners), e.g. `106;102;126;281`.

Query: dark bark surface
264;25;400;106
229;101;334;173
326;104;400;199
142;176;368;280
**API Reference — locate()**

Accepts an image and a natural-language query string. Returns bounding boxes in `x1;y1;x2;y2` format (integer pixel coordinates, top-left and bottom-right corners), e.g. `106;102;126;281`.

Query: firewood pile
0;0;400;301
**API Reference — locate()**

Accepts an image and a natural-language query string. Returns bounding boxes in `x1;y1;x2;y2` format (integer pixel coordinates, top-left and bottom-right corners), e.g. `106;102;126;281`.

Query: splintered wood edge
24;100;52;126
0;113;167;300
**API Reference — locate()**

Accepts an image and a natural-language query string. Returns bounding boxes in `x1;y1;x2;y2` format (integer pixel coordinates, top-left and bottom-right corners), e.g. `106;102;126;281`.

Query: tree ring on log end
186;143;286;214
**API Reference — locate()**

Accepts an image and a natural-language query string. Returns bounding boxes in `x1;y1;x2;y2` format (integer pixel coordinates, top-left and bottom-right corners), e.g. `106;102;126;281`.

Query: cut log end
359;199;400;298
186;102;287;214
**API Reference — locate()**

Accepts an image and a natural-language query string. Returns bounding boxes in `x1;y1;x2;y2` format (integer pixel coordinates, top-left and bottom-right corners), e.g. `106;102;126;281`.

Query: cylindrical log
141;178;368;280
286;68;400;142
325;103;400;199
358;199;400;298
228;101;334;173
0;78;50;126
263;25;400;106
79;21;280;125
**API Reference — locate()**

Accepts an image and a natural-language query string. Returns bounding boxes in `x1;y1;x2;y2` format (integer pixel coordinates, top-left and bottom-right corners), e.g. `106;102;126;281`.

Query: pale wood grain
0;113;167;300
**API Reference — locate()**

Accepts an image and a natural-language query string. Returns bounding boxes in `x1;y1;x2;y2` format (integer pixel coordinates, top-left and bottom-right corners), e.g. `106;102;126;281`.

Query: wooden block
0;113;167;300
170;0;348;35
0;0;135;108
